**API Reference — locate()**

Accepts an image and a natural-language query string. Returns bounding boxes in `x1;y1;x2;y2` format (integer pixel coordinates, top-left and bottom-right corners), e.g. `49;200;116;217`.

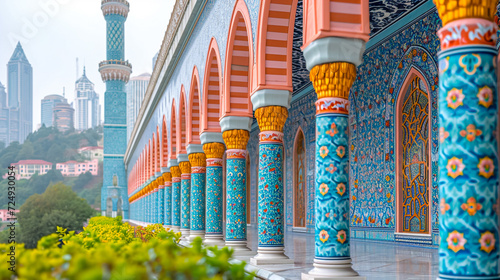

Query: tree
73;171;93;193
17;183;94;248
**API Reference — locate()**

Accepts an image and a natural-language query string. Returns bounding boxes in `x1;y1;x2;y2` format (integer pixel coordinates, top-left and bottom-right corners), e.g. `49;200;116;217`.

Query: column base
225;240;251;251
164;225;172;231
180;228;190;240
204;234;225;246
302;258;364;280
250;246;294;265
172;226;180;232
188;230;205;242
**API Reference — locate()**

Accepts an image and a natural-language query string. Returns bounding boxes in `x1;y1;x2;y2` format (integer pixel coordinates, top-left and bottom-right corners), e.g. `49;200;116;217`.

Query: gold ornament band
310;62;356;100
189;153;207;167
170;166;181;178
255;106;288;132
222;129;249;150
203;142;225;159
179;161;191;174
157;176;165;185
433;0;497;26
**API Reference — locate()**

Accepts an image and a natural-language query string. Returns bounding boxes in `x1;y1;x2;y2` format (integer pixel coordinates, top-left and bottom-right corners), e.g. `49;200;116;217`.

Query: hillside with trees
0;126;103;209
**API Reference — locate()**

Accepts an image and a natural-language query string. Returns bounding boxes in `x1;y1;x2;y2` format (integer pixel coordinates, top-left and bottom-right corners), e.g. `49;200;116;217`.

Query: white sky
0;0;174;129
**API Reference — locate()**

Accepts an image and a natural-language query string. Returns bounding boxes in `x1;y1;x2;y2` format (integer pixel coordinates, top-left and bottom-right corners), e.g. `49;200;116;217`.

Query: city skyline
0;0;174;131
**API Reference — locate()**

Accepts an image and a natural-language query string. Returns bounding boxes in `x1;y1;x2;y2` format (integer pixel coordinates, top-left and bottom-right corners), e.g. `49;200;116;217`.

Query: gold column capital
222;129;249;150
255;106;288;132
188;153;207;167
203;142;226;159
170;166;181;178
179;161;191;174
157;176;165;185
310;62;356;100
162;172;172;182
433;0;497;25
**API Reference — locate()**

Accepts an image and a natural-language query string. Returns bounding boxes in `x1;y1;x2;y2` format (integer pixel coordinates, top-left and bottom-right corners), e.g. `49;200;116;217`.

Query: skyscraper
99;0;131;218
7;42;33;144
41;94;66;127
74;67;100;130
126;73;150;140
53;101;74;133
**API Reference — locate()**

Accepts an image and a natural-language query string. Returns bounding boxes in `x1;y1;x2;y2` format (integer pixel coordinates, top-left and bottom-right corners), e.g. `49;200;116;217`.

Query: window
397;72;430;234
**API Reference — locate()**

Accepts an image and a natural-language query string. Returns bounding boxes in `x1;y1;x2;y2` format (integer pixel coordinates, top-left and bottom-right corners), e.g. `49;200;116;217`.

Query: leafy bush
0;217;252;280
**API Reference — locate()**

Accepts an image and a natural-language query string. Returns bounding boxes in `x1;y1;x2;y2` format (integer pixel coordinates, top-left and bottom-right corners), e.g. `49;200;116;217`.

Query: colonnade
128;1;500;279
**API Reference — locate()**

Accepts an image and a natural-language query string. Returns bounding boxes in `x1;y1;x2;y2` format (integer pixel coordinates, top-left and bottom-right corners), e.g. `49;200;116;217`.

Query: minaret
99;0;132;219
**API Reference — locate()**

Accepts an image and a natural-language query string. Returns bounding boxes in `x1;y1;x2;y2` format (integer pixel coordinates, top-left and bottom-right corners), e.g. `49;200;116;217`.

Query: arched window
293;128;306;228
397;71;431;234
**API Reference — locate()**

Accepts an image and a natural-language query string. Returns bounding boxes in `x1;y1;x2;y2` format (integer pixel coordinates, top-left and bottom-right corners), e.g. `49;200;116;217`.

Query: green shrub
0;217;253;280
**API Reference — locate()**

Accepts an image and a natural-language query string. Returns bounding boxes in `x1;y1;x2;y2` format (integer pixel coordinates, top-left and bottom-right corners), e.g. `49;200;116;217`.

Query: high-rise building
99;0;131;218
7;42;33;144
53;100;74;133
41;94;66;127
126;73;150;140
74;67;100;130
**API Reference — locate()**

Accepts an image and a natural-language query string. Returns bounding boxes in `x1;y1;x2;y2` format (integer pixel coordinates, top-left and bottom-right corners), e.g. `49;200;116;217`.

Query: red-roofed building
78;146;103;162
56;159;99;176
10;159;52;179
0;209;19;222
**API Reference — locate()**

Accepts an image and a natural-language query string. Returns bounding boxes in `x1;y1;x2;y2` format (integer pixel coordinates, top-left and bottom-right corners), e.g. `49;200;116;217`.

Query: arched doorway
293;128;306;228
396;70;431;234
106;197;112;217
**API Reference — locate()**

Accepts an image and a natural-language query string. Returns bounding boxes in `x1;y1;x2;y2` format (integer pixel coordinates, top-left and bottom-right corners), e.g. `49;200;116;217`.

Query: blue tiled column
250;106;292;265
158;177;164;225
435;12;499;279
170;165;181;232
188;152;206;241
164;172;172;227
179;159;191;239
203;142;225;245
222;129;250;251
303;62;362;279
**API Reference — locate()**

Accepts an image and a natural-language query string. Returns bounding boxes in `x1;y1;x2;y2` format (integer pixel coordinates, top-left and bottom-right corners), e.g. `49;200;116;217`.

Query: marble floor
235;225;439;280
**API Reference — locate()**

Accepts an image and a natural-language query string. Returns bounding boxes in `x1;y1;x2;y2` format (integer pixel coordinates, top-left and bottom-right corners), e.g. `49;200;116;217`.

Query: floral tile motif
258;143;285;246
315;115;350;258
181;178;191;229
226;158;247;241
190;173;205;231
206;166;223;234
438;48;499;276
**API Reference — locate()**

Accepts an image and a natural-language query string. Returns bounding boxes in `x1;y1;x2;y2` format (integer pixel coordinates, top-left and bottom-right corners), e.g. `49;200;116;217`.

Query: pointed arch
395;66;432;234
222;0;254;118
255;0;298;92
152;133;156;176
170;100;177;160
293;126;307;228
161;116;168;167
188;66;202;144
156;126;161;173
148;139;153;178
201;38;223;134
178;86;187;155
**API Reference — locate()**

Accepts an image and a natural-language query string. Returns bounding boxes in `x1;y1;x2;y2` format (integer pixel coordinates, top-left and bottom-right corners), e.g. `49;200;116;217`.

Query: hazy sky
0;0;174;129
